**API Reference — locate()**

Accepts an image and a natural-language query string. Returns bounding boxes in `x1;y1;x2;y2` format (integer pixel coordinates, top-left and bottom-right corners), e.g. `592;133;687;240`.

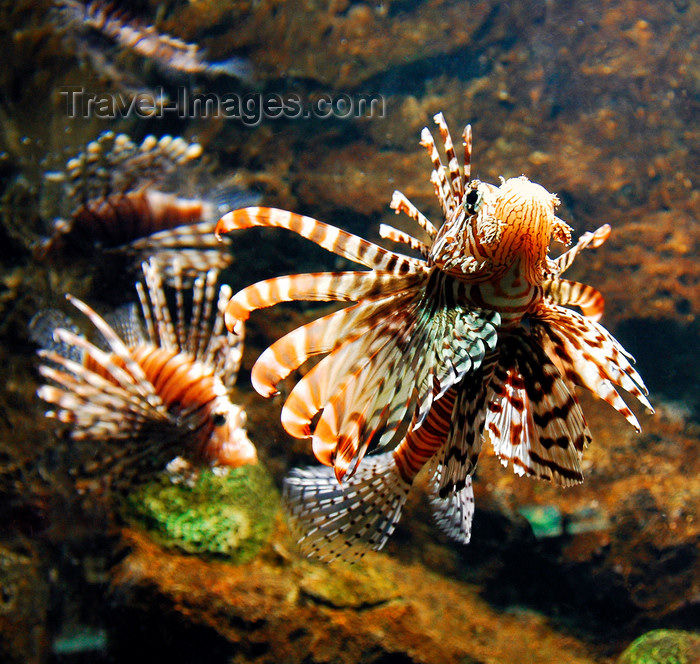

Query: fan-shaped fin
428;472;475;544
283;451;410;562
486;333;591;487
533;305;653;429
252;290;415;397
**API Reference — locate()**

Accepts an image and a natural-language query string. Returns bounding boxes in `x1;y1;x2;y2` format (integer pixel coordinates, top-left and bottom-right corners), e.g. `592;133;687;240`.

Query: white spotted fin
428;466;475;545
283;451;410;562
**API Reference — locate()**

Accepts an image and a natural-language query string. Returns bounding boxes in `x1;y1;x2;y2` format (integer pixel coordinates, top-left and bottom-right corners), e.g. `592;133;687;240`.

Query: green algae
126;463;279;563
517;504;563;539
617;630;700;664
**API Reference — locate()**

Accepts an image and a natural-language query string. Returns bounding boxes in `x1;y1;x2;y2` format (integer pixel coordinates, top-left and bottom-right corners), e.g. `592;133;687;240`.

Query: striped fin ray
124;221;225;250
37;348;169;439
283;451;410;562
389;190;438;239
223;269;425;334
378;223;430;258
281;274;500;480
48;327;159;408
146;250;232;280
420;126;455;216
215;207;425;272
533;305;653;430
185;271;210;358
554;224;611;276
433;112;463;201
486;333;591;487
64;295;161;405
204;284;242;388
252;289;417;398
172;262;187;350
140;259;178;350
462;124;473;192
543;278;605;321
192;268;220;360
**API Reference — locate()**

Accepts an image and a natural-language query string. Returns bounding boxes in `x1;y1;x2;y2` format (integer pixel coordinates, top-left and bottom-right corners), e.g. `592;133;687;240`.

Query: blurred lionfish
30;258;257;494
53;0;251;81
39;130;259;280
215;113;652;561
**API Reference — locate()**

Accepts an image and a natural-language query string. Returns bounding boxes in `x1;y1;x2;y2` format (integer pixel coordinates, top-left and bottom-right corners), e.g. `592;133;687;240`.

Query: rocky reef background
0;0;698;663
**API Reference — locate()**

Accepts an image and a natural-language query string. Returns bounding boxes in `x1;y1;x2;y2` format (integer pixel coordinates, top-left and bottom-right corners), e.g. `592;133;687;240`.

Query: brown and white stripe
216;113;652;560
32;259;256;492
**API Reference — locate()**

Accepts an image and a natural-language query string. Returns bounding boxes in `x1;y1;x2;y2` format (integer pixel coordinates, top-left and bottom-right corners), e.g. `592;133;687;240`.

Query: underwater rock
616;629;700;664
298;560;399;608
464;400;700;633
126;462;278;563
109;527;598;664
0;543;49;664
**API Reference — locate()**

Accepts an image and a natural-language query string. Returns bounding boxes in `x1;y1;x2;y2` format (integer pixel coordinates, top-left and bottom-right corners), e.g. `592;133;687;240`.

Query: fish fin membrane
283;451;410;562
428;474;475;545
29;309;83;362
99;303;145;350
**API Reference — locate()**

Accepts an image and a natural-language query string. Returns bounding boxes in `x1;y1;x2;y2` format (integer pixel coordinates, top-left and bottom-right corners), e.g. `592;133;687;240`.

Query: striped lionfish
39;131;259;280
53;0;251;80
30;259;257;494
215;113;652;561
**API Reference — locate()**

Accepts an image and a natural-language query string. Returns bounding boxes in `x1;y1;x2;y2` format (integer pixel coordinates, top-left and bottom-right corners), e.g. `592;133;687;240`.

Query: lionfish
215;113;652;561
39;131;259;280
30;258;257;494
53;0;251;80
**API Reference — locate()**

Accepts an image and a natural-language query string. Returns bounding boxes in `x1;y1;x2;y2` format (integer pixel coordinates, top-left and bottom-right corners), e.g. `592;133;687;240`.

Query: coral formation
110;527;600;664
126;463;279;563
617;629;700;664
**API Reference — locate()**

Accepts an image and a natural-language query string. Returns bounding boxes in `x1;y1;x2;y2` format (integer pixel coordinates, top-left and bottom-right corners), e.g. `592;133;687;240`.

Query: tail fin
283;452;410;562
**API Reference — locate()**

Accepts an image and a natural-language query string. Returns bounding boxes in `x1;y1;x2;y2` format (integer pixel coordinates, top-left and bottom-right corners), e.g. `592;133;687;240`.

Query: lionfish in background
215;113;653;561
30;258;257;495
39;130;260;281
52;0;252;82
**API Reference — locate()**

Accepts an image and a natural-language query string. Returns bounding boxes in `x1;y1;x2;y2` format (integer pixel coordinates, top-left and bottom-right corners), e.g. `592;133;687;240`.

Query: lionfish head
200;399;258;468
486;176;571;284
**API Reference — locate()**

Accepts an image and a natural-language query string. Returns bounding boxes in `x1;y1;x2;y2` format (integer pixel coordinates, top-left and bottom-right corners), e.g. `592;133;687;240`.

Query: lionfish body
53;0;251;80
30;259;257;494
215;113;652;561
40;131;259;279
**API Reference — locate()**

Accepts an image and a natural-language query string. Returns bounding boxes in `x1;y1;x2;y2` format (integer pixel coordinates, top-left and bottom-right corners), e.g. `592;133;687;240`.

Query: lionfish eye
464;187;483;215
212;413;227;427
